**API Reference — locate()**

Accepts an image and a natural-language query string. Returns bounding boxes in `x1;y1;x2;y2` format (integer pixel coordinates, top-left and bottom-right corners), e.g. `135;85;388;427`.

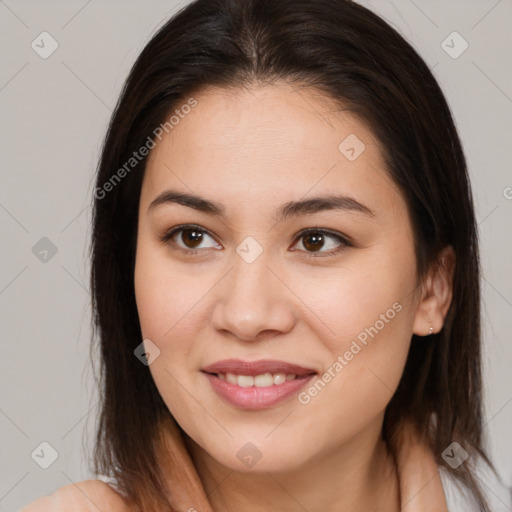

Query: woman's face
134;83;423;473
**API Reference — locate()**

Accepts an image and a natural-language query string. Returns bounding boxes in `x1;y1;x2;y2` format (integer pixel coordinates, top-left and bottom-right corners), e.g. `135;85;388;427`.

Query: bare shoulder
20;479;131;512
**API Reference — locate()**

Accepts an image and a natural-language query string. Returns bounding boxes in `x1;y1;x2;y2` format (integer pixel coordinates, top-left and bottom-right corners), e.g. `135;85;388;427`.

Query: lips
201;359;317;409
201;359;317;377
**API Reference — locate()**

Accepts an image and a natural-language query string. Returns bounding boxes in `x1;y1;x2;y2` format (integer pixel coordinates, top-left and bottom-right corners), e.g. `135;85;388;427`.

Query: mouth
201;359;317;409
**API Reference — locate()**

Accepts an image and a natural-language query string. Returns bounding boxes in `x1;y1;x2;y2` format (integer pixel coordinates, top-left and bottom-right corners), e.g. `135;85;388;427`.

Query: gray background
1;0;511;510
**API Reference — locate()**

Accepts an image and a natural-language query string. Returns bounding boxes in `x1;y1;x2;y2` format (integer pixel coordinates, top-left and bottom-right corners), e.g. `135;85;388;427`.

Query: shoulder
20;479;131;512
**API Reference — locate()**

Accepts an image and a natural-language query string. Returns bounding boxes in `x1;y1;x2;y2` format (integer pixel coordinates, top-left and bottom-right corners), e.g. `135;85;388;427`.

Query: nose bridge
211;248;296;340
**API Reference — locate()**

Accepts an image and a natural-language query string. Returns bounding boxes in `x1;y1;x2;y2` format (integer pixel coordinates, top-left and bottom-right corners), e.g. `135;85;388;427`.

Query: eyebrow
147;189;375;220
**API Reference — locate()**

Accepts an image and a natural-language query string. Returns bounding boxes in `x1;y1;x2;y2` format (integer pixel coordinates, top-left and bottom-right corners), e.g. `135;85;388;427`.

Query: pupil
182;229;203;248
304;232;324;252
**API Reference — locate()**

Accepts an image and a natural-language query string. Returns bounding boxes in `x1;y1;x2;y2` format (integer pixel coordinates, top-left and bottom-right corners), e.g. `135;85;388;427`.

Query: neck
184;416;400;512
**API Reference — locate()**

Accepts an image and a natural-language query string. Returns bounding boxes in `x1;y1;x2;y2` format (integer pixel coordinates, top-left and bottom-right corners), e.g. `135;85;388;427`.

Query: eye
161;224;221;254
161;225;351;258
291;228;351;257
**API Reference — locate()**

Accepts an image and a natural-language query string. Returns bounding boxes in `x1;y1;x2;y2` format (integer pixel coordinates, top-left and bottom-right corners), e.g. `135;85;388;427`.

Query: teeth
237;375;254;387
221;372;297;387
272;373;287;385
226;373;238;385
254;373;273;387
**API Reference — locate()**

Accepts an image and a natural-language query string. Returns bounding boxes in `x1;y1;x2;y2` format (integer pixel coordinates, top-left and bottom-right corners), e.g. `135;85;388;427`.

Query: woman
22;0;509;510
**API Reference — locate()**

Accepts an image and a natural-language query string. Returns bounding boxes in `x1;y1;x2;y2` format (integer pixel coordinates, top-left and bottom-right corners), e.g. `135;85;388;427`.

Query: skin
133;82;454;512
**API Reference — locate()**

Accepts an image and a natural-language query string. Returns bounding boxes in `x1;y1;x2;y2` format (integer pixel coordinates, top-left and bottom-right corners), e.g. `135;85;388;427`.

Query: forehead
142;83;403;221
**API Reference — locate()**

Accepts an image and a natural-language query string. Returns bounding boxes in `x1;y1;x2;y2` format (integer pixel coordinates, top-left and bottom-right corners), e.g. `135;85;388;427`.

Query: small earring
428;318;433;336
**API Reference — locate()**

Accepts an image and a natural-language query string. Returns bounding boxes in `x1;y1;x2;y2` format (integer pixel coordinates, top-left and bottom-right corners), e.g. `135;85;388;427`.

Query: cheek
133;244;211;425
291;251;416;418
134;240;209;344
292;248;417;352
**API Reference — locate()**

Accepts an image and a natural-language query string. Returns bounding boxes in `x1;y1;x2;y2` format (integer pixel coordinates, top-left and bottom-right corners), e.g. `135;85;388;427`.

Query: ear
412;246;456;337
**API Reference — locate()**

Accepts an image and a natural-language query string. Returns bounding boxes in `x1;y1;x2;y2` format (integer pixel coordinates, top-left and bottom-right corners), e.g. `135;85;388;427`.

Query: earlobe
412;246;456;337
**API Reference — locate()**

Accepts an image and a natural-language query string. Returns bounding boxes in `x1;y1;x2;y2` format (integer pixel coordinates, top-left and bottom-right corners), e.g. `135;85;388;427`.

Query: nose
210;254;297;342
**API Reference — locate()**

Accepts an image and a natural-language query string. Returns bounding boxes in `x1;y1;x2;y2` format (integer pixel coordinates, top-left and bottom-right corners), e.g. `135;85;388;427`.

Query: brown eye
162;225;221;253
292;228;350;256
302;232;325;252
181;228;204;248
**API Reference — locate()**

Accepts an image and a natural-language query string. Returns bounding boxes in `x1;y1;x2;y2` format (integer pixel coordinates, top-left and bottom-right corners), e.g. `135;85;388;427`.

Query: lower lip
203;372;316;410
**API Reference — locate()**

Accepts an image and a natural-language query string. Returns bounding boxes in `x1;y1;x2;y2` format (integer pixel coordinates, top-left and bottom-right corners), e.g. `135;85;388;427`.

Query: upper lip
202;359;317;377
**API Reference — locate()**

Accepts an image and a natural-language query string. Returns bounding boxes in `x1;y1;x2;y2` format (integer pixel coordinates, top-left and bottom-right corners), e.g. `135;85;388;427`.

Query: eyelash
160;224;352;258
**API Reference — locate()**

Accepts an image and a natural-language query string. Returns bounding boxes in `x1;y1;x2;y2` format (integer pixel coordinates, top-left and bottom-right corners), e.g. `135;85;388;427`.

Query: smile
201;359;317;409
217;372;297;387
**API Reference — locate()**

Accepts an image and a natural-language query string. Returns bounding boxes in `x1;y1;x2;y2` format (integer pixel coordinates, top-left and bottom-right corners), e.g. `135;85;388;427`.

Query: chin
201;437;310;474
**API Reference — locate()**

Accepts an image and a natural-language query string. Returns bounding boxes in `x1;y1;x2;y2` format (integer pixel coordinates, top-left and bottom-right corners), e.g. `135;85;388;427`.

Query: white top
439;463;512;511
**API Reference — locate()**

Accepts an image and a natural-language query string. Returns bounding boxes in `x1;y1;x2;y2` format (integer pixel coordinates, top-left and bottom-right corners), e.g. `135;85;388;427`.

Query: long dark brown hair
89;0;494;509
